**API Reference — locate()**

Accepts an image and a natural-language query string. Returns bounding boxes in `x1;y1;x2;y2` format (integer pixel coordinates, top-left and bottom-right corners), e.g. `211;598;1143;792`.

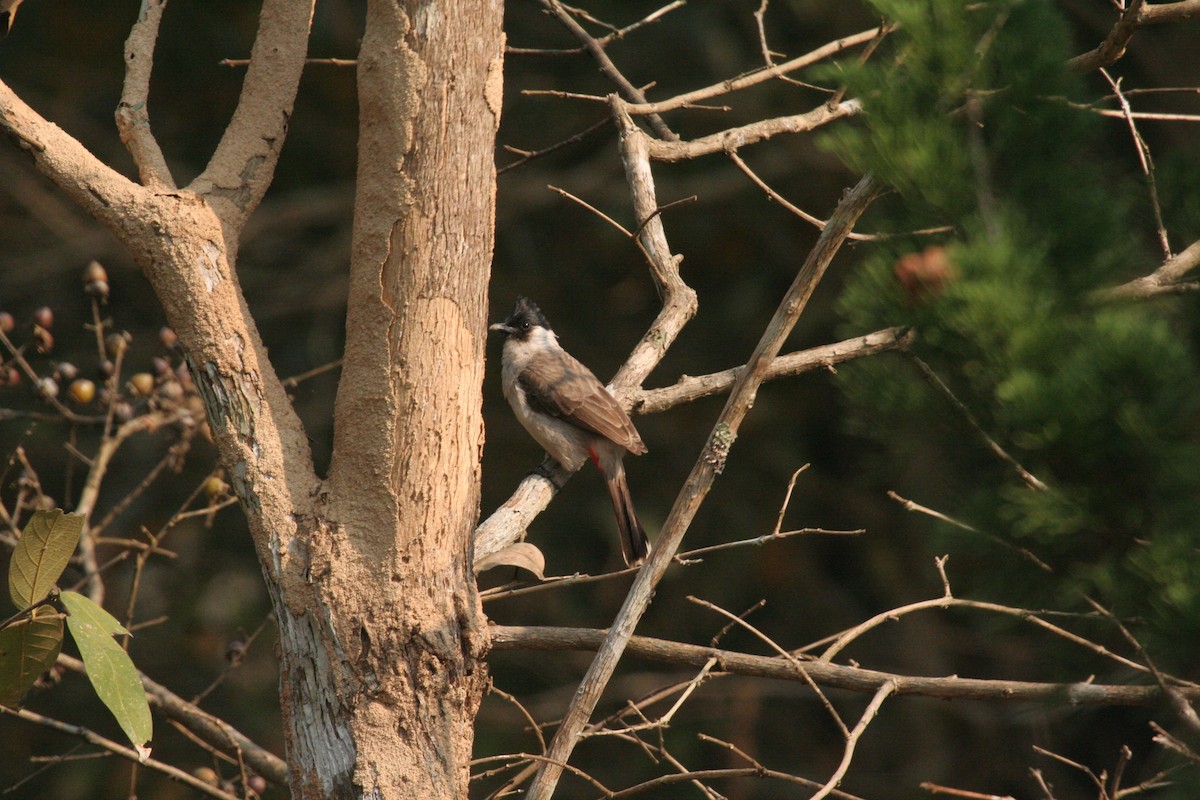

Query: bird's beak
489;322;514;334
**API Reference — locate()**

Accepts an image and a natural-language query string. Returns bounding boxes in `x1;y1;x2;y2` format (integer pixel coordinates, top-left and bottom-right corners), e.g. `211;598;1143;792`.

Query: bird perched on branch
490;296;650;566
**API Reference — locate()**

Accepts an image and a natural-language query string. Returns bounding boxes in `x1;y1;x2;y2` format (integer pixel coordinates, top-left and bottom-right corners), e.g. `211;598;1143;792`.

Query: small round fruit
105;331;131;358
159;326;178;348
192;767;220;786
204;476;229;499
68;379;96;404
56;362;79;382
128;372;155;397
84;280;110;301
37;376;59;399
82;260;108;284
0;312;13;333
33;306;53;329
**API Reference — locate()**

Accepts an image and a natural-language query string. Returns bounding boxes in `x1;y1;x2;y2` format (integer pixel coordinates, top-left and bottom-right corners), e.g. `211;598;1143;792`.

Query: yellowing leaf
0;607;63;707
60;591;151;749
8;510;83;610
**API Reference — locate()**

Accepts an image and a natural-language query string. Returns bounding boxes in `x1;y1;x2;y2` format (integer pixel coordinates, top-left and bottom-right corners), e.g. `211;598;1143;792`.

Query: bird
490;296;650;566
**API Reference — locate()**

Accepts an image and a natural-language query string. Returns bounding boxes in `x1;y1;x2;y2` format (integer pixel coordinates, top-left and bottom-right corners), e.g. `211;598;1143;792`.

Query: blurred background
2;1;1200;798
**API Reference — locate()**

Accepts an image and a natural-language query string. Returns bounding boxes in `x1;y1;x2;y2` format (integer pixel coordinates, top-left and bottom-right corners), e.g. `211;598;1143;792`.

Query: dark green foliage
828;0;1200;654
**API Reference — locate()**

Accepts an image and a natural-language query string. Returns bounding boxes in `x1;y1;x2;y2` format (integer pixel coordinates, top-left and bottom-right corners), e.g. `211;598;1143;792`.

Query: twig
508;1;686;56
498;116;610;174
540;0;678;140
690;595;848;737
809;681;895;800
920;781;1016;800
0;706;242;800
547;184;632;236
280;357;344;389
489;684;548;754
1084;597;1200;734
56;652;288;785
220;56;356;67
645;100;863;161
887;490;1054;572
624;26;887;115
1101;68;1170;258
906;354;1048;491
727;149;953;241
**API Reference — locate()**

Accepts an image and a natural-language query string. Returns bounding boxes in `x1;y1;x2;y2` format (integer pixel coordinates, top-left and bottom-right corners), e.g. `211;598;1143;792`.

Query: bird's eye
519;321;530;331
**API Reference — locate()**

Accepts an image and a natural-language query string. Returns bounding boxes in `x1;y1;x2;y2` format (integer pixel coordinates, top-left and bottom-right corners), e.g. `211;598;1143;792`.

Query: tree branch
490;625;1200;706
116;0;175;189
0;705;242;800
631;327;913;415
1068;0;1146;73
1094;238;1200;301
623;26;886;115
0;80;146;230
57;653;289;786
189;0;315;226
540;0;678;140
644;99;862;162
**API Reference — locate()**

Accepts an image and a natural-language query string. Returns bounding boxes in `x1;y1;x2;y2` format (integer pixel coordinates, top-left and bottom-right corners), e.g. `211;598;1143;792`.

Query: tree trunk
1;0;501;794
277;1;503;797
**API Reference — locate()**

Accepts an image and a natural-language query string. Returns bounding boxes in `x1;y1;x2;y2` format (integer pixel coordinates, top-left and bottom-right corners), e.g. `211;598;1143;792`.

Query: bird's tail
604;462;649;566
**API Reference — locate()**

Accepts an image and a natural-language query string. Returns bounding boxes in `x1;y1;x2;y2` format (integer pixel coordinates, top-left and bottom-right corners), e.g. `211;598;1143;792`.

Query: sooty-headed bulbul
490;297;650;566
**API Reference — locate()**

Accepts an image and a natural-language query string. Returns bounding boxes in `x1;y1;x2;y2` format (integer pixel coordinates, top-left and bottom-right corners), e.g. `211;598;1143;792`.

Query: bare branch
540;0;678;140
0;705;242;800
1097;238;1200;301
56;652;289;786
624;26;887;115
631;327;913;415
116;0;175;189
189;0;315;225
1068;0;1146;73
906;354;1048;491
645;100;863;161
1139;1;1200;23
490;624;1200;706
727;149;953;241
1101;68;1170;258
809;681;895;800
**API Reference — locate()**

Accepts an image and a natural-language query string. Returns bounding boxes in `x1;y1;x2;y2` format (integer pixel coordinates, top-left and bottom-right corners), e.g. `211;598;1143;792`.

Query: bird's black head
489;296;551;339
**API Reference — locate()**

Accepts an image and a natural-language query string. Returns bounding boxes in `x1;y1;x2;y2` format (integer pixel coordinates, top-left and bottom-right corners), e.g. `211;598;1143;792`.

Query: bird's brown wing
519;349;647;455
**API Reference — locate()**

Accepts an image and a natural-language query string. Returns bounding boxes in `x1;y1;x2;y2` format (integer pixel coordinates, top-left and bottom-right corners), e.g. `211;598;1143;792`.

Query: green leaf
8;510;83;609
60;591;151;750
0;607;64;707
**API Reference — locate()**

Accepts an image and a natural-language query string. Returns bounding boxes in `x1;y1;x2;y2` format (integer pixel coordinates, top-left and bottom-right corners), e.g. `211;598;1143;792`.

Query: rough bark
2;0;501;796
304;0;503;797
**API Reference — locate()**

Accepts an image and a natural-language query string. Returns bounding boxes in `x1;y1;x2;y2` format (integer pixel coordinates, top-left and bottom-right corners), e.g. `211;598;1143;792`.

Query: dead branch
490;624;1200;706
632;326;913;415
1096;238;1200;301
